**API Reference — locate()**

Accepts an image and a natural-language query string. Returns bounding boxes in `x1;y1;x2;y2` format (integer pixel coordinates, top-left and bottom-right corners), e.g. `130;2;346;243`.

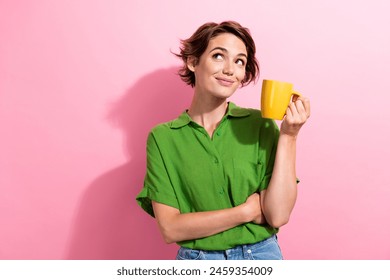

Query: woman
136;21;310;260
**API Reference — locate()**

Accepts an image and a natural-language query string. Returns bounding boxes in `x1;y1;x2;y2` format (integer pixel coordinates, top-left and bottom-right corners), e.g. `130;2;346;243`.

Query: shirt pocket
232;159;263;199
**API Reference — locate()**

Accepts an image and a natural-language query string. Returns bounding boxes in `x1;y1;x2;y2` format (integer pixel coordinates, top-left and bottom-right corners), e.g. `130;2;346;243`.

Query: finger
285;104;293;120
288;101;299;117
294;99;307;117
302;97;311;117
296;96;311;117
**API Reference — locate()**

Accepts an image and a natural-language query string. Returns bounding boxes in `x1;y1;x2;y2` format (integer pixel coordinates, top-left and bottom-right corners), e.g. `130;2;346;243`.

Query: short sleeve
136;131;179;217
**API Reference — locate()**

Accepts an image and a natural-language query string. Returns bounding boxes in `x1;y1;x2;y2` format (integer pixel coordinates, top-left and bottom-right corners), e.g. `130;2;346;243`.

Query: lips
215;77;235;87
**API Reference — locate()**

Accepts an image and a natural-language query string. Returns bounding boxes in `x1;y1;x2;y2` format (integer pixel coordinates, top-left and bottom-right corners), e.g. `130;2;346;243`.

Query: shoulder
147;122;173;146
148;111;189;137
230;103;277;128
149;121;171;135
145;121;175;151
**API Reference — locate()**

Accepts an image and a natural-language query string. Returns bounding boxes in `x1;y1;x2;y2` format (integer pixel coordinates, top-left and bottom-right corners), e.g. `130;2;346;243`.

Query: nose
222;60;234;76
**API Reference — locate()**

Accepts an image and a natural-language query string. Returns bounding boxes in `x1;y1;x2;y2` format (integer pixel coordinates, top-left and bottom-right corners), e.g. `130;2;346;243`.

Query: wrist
279;131;298;142
237;203;252;224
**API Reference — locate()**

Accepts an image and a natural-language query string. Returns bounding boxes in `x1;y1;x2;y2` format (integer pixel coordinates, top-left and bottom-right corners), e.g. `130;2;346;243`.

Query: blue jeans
176;235;283;260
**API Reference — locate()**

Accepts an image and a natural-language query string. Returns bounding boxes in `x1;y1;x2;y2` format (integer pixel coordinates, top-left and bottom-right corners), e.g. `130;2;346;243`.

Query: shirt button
247;249;252;253
214;158;219;163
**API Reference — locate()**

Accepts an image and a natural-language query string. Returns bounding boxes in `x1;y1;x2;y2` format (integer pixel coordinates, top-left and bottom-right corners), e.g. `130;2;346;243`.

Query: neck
187;94;228;137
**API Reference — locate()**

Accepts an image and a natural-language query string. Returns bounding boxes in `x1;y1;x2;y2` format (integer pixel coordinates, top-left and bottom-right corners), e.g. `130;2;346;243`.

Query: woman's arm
152;192;265;244
261;96;310;228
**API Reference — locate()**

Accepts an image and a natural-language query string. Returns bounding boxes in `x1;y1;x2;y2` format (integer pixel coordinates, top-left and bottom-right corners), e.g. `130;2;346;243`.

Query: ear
186;56;197;72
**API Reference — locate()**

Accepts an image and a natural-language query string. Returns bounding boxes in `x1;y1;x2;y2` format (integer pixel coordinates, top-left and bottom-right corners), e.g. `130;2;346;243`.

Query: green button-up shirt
136;102;279;250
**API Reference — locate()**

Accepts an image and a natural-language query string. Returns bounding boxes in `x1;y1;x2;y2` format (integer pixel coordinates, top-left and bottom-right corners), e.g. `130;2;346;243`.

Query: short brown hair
175;21;260;87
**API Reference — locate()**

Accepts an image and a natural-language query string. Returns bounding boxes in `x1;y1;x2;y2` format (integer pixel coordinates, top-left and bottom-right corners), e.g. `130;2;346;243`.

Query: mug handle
292;91;301;97
291;91;301;101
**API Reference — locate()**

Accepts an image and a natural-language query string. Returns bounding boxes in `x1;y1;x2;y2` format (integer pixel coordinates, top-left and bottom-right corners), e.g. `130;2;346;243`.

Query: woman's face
188;33;248;100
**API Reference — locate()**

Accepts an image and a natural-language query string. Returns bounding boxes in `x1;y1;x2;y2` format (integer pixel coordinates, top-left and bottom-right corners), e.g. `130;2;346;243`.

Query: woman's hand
280;96;311;137
243;192;265;224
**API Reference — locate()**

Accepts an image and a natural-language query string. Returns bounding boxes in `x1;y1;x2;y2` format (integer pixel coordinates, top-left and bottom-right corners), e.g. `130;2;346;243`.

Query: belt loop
223;249;228;259
242;244;249;259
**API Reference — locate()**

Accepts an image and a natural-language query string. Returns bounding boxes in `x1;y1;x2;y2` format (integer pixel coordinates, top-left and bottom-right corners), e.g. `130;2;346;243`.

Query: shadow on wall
66;66;192;259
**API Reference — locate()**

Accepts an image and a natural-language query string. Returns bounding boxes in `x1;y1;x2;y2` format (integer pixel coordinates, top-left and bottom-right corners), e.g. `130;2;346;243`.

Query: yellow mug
261;79;301;120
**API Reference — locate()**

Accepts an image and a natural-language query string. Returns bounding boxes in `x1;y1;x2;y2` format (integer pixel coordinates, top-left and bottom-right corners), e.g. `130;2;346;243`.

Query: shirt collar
170;102;250;129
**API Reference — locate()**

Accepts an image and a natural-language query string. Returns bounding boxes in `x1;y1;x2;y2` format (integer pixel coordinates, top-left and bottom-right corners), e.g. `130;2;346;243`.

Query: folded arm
152;192;265;244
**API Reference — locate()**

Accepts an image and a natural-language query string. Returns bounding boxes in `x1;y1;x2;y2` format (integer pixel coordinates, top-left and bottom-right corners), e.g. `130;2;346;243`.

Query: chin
211;87;238;98
217;89;238;99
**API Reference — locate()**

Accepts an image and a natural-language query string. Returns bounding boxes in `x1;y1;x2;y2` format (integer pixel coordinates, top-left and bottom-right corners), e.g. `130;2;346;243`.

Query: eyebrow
209;47;247;58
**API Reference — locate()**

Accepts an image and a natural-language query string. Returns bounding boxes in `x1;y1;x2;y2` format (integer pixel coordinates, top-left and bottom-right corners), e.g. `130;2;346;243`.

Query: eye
236;59;246;66
212;53;224;60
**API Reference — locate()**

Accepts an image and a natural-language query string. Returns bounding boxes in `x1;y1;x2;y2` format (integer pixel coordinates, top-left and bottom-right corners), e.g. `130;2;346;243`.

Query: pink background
1;0;389;259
